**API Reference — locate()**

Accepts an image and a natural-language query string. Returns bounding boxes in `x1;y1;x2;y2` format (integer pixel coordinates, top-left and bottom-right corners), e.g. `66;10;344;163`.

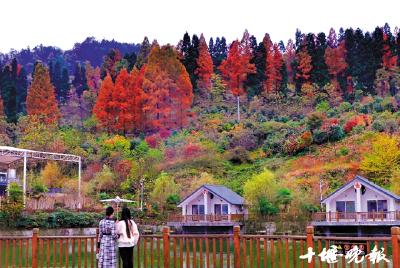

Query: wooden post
306;226;314;268
233;225;240;268
32;228;39;268
392;227;400;268
163;226;170;268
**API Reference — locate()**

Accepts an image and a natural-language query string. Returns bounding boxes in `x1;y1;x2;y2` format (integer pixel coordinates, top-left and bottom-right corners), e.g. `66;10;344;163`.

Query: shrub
8;182;23;203
144;134;160;148
306;112;325;133
151;172;179;211
183;143;202;158
13;210;102;229
257;197;278;216
372;120;385;132
351;125;365;134
326;109;338;118
316;101;330;112
227;146;252;164
337;147;349;156
382;97;397;112
343;115;371;133
338;102;352;112
101;135;132;157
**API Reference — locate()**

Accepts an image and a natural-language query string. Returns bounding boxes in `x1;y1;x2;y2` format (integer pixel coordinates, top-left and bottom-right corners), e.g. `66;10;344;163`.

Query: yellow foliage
243;169;278;206
360;133;400;185
41;162;64;188
151;172;179;209
390;168;400;195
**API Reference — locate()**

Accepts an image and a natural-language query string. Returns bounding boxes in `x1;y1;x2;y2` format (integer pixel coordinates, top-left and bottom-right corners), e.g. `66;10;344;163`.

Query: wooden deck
167;214;245;227
312;211;400;226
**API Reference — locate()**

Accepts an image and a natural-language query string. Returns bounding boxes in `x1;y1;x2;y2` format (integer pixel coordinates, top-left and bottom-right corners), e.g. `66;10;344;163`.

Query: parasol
100;196;135;219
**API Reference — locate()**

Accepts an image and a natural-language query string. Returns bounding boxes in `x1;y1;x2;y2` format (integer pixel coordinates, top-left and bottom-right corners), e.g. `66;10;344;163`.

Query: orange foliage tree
219;40;255;121
26;63;60;124
93;74;116;132
94;68;145;134
128;67;145;132
142;44;193;132
382;33;398;70
325;42;348;91
284;39;296;83
85;63;101;93
264;43;283;95
112;69;131;132
195;34;214;92
295;46;313;85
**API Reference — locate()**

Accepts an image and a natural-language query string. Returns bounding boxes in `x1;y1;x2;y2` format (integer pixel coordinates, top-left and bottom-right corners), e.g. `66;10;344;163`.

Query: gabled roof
178;184;245;206
322;175;400;203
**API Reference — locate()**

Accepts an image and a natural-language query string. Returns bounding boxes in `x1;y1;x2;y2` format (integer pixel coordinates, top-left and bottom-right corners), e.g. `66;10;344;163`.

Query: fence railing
1;226;400;267
312;211;400;222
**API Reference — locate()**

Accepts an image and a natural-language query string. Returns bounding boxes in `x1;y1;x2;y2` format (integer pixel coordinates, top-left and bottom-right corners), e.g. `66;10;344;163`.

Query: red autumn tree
325;41;348;90
219;40;255;121
264;43;283;95
112;69;131;133
142;44;193;132
382;33;398;70
26;63;60;124
128;67;145;133
93;74;115;132
284;39;296;83
86;63;101;93
295;46;313;85
195;34;214;92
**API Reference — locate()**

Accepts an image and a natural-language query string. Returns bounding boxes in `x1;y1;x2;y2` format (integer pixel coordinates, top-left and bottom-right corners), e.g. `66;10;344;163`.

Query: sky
1;0;399;53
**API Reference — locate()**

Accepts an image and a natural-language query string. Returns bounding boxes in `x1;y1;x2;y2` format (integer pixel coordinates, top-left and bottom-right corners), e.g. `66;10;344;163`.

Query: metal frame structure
0;146;82;208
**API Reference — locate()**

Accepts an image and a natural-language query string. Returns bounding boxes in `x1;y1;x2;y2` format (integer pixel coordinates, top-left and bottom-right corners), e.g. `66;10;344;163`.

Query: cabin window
336;201;355;213
192;205;205;215
214;204;229;215
367;200;387;212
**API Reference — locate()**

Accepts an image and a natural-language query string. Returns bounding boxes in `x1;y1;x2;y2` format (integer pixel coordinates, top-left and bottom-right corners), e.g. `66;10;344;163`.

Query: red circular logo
354;182;361;189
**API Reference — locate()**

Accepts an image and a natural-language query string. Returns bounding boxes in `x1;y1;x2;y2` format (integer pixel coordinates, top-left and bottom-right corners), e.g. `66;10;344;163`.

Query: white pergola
0;146;82;208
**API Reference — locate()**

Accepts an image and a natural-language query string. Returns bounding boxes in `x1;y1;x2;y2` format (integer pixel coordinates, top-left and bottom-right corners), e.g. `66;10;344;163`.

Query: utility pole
319;178;323;209
140;178;144;211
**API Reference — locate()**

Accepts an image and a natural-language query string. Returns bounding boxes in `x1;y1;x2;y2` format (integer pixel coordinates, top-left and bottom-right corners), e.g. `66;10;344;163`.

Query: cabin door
192;205;205;220
367;200;387;219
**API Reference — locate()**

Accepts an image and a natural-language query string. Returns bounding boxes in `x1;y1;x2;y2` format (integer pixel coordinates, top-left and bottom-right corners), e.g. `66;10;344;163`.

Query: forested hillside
1;24;400;219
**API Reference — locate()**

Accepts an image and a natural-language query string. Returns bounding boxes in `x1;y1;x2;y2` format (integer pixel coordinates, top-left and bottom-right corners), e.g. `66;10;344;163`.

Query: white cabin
313;175;400;236
178;184;246;217
168;184;247;233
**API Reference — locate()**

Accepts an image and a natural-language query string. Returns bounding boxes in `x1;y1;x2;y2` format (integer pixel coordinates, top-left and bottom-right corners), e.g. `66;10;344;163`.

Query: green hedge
0;209;103;229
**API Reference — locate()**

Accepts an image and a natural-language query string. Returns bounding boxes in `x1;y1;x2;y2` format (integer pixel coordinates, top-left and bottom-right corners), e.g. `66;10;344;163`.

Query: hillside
0;25;400;221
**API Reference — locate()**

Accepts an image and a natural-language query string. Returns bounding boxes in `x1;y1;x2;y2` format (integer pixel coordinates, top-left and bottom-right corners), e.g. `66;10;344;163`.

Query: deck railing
1;226;400;267
312;211;400;222
168;213;245;223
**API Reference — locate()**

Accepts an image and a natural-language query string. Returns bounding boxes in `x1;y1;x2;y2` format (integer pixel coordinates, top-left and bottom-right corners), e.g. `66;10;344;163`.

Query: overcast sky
1;0;399;53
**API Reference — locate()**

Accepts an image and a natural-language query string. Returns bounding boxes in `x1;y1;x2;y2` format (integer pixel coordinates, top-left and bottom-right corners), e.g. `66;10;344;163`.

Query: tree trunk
237;96;240;122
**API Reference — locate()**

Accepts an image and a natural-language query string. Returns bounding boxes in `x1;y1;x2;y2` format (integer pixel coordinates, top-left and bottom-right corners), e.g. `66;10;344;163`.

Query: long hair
121;207;132;238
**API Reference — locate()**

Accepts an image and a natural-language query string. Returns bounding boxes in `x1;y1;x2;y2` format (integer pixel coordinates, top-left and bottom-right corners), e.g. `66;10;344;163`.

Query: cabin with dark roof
167;184;247;234
312;175;400;236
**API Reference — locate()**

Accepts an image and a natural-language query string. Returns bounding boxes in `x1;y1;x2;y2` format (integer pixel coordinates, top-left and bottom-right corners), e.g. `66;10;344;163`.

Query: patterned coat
98;218;118;268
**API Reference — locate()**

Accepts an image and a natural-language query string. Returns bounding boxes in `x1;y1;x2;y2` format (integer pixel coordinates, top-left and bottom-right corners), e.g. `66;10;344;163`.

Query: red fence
1;226;400;267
